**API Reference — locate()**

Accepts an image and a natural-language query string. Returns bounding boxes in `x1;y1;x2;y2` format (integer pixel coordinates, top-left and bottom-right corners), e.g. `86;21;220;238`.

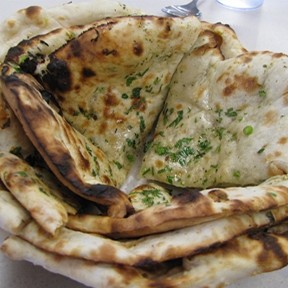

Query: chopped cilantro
225;107;238;117
126;138;136;149
233;170;241;178
131;87;142;98
167;175;174;184
168;110;183;128
113;161;123;170
126;154;134;162
175;137;193;149
121;93;129;99
258;89;267;97
126;76;137;86
155;143;169;156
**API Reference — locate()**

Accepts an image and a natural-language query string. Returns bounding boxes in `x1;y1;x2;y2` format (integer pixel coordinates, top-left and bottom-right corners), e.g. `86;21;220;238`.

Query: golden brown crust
68;176;288;238
2;230;288;288
0;151;68;234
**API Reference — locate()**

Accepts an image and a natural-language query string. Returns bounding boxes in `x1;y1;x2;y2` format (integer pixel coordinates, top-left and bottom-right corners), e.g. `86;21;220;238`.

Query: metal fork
162;0;201;17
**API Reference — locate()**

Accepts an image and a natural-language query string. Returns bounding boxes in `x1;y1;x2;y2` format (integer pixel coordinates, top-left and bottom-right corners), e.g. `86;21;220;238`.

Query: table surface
0;0;288;287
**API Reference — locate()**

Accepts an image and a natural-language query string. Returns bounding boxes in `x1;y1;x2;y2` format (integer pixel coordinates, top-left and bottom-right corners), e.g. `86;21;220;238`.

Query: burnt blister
44;56;72;92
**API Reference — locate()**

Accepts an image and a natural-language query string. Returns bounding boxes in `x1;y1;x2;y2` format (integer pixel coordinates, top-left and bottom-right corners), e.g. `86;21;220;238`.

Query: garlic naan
3;15;201;186
142;46;288;188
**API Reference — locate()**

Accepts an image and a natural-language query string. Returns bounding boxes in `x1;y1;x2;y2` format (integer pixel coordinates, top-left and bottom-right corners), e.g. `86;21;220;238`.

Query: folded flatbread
3;15;201;185
1;74;133;217
0;0;140;62
0;0;140;162
68;175;288;238
141;39;288;188
0;152;73;235
1;15;201;216
2;229;288;288
0;188;30;234
14;204;288;266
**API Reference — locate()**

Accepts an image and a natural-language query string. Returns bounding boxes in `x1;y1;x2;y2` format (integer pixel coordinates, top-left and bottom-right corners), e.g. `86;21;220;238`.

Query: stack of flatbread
1;1;288;287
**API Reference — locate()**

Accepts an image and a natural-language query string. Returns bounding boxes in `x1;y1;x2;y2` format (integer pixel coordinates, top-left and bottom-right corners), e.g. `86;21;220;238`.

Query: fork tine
161;6;201;17
161;0;201;17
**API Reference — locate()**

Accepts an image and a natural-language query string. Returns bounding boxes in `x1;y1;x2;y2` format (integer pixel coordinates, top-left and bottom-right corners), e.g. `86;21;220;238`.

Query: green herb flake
121;93;129;99
142;168;151;176
139;116;146;133
233;170;241;178
268;192;277;198
170;146;194;166
86;144;93;156
243;125;254;136
126;154;135;162
167;175;174;184
19;54;29;64
258;89;267;97
114;161;123;170
225;107;238;117
126;138;136;149
15;171;28;177
131;87;142;98
155;144;170;156
175;137;193;149
168;110;183;128
133;188;166;208
257;145;266;154
157;165;172;174
214;127;225;140
126;76;137;86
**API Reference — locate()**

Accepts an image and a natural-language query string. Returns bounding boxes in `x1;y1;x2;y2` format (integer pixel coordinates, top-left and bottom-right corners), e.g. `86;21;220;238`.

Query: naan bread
0;0;140;62
68;175;288;238
0;152;71;235
201;22;247;58
142;47;288;188
0;0;140;162
0;74;133;218
2;230;288;288
3;15;201;186
15;204;288;266
1;15;201;216
0;189;30;234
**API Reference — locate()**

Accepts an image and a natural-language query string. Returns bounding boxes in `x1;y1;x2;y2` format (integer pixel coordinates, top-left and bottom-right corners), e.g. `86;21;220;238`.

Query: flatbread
0;74;133;218
142;48;288;188
0;152;71;235
0;0;140;62
2;230;288;288
2;15;201;187
0;0;140;163
1;15;201;216
15;204;288;266
67;175;288;238
0;189;30;234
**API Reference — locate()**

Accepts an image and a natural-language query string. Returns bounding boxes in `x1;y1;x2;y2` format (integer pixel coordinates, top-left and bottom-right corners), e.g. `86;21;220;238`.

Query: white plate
1;0;288;287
